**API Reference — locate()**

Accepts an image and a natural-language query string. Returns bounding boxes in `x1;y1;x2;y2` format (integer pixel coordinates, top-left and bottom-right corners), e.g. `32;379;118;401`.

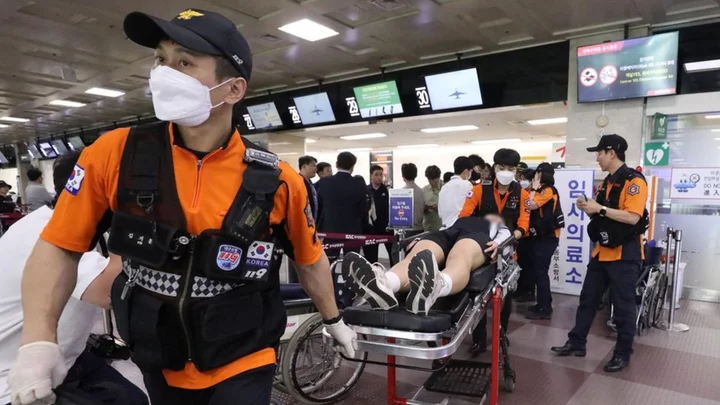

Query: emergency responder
460;149;530;354
551;134;648;373
525;163;564;320
514;169;536;302
468;154;486;185
10;9;356;405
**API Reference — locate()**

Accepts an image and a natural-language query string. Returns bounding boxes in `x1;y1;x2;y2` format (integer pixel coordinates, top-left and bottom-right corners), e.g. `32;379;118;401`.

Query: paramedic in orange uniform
460;149;530;354
552;134;648;373
9;9;355;405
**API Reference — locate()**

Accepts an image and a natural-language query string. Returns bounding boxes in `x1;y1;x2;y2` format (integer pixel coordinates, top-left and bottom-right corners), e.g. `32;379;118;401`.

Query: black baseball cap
536;162;555;175
517;162;528;171
124;9;253;81
586;134;628;153
0;180;11;190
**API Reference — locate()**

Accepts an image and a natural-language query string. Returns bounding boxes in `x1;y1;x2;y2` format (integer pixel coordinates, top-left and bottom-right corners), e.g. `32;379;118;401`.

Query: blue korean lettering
568;180;586;199
566;224;585;242
565;268;582;284
566;245;583;263
568;203;586;220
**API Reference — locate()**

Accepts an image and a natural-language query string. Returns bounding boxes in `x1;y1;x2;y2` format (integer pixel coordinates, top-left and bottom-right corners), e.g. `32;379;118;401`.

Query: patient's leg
388;240;446;292
442;239;488;295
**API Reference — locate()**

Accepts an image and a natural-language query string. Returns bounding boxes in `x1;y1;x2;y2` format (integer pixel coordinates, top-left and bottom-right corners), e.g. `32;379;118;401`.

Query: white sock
438;273;453;297
386;271;401;293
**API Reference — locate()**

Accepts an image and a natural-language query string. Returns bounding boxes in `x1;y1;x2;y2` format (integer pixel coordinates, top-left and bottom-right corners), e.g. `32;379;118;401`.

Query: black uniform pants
363;228;396;266
568;259;640;359
472;295;513;346
143;365;275;405
533;237;559;313
515;238;534;296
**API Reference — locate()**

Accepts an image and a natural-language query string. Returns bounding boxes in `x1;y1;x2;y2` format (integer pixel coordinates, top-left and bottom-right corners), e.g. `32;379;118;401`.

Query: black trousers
533;238;559;312
143;365;275;405
515;238;534;296
363;241;396;266
568;259;640;359
472;295;513;346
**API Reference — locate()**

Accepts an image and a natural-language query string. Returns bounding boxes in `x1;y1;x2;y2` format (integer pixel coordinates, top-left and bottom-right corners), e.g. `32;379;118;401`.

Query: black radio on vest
106;122;286;372
587;166;649;248
476;182;522;232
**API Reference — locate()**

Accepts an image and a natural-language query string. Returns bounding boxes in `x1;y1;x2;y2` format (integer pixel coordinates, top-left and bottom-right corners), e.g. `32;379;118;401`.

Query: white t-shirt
438;176;473;229
0;206;107;403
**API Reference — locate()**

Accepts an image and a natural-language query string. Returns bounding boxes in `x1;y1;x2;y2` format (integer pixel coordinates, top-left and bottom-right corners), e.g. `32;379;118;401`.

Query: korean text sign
669;168;720;200
548;169;595;296
389;189;414;229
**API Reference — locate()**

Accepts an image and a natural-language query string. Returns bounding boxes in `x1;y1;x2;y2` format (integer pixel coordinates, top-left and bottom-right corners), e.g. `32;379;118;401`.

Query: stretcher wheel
281;313;367;404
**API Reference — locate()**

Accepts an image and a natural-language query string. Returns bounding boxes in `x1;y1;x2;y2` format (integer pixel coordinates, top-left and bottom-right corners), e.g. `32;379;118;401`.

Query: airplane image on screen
311;105;323;116
449;88;465;99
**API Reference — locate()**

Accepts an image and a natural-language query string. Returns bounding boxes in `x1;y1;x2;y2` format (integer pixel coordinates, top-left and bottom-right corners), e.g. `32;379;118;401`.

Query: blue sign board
389;189;414;229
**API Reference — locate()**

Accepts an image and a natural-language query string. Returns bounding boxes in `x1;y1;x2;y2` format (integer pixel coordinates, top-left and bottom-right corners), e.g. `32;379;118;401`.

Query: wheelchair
336;233;520;405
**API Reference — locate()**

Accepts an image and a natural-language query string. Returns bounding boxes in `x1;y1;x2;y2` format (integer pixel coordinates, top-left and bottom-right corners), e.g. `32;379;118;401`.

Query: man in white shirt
23;168;53;213
438;156;475;229
400;163;425;236
4;152;148;405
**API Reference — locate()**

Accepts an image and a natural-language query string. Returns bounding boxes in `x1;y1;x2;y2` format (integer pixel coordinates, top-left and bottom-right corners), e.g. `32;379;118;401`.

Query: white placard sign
548;169;595;296
669;167;720;200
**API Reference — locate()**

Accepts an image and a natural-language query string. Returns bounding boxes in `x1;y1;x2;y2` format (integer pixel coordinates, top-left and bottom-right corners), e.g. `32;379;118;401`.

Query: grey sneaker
342;252;398;310
406;250;444;315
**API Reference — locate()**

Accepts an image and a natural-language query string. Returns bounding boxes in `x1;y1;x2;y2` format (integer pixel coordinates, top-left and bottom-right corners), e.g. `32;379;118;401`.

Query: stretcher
339;235;521;405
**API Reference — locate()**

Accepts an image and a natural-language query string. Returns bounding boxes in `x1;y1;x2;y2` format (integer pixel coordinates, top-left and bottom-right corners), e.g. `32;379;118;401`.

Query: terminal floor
273;293;720;405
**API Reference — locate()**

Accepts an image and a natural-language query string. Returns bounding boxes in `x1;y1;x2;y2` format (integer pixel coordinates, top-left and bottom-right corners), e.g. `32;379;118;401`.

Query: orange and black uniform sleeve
459;184;483;218
516;188;530;235
41;128;127;252
272;163;324;266
622;177;648;217
533;187;554;209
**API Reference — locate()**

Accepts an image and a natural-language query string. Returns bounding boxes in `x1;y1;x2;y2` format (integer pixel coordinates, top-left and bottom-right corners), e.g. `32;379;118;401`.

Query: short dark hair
336;152;357;171
316;162;331;174
540;171;555;186
298;155;317;168
615;150;626;162
493;148;521;167
443;172;453;183
53;151;82;197
401;163;418;181
27;167;43;182
370;164;383;175
215;55;239;81
425;165;441;180
468;154;485;168
453;156;474;175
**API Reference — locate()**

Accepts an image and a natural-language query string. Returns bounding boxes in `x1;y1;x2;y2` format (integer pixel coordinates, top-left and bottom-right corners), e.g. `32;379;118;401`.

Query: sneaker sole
407;250;437;315
342;252;398;310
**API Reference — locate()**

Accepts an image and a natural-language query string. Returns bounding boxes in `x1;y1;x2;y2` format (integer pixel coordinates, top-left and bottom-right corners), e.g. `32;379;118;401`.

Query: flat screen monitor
424;68;483;111
51;139;68;156
246;102;283;130
38;142;57;159
67;136;85;151
0;151;8;164
26;143;41;159
293;92;336;125
577;32;679;103
352;81;404;118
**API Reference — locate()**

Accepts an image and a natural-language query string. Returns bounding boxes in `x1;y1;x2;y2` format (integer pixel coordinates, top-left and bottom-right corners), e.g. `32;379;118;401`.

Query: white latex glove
9;342;68;405
324;320;357;358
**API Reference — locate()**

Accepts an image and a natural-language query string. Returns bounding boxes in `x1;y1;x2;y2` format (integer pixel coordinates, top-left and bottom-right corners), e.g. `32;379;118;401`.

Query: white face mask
496;170;515;186
520;179;531;189
149;66;234;127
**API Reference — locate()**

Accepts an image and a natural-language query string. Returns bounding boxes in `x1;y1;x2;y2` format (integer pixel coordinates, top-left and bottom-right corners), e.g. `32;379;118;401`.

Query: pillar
565;28;649;169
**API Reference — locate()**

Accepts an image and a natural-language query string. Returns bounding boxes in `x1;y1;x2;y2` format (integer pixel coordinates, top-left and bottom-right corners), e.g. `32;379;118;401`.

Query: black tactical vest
107;122;286;372
529;186;565;239
587;165;649;249
476;182;522;233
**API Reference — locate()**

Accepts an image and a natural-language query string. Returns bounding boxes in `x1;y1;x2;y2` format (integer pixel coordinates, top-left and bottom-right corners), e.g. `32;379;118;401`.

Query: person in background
422;165;442;232
480;163;493;181
468;154;485;185
0;180;16;213
298;155;319;220
354;174;374;230
515;169;537;303
401;163;425;237
316;162;333;179
525;163;563;320
438;156;474;229
442;172;453;184
515;162;528;183
24;168;54;213
365;165;396;266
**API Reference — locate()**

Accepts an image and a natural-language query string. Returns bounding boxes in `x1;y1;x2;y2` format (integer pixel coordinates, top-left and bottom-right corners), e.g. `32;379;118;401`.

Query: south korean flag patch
64;164;86;196
466;190;474;199
628;184;640;196
241;241;275;282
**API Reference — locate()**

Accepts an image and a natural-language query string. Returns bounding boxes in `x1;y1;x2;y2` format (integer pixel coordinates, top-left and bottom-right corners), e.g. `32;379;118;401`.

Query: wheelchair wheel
650;272;669;327
281;313;367;404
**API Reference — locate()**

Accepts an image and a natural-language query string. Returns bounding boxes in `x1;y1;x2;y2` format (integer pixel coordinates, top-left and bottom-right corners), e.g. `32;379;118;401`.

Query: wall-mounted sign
670;167;720;199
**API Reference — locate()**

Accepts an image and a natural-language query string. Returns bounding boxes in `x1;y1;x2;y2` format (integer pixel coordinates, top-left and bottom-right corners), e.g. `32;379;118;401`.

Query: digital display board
0;151;8;164
352;81;403;118
423;68;483;111
26;144;41;159
67;136;85;151
38;142;57;158
246;102;283;130
293;92;336;125
51;139;68;155
577;32;679;103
